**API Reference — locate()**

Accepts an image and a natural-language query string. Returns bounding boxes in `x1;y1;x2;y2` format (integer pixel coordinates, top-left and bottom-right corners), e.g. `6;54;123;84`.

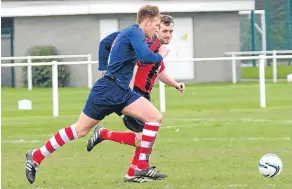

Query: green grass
2;83;292;189
241;64;292;79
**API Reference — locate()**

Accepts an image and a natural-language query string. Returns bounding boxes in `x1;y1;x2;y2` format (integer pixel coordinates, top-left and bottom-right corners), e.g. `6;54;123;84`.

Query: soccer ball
258;154;283;178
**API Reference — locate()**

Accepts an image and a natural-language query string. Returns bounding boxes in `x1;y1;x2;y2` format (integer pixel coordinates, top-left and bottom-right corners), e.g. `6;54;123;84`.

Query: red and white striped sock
136;122;160;170
32;125;79;164
100;129;136;147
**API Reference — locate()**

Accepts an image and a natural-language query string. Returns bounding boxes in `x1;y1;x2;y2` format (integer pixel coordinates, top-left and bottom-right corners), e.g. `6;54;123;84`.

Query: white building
1;0;255;87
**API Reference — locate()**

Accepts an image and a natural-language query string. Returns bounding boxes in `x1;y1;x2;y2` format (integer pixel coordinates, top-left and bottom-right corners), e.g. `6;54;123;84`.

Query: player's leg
124;133;148;183
24;84;114;184
125;132;142;175
25;112;101;184
85;103;151;183
121;116;144;177
121;96;166;180
86;90;149;152
122;96;163;123
86;115;143;151
32;112;100;164
86;125;137;151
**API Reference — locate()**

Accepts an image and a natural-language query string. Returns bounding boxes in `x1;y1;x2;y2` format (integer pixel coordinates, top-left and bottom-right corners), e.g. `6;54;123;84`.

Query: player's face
157;23;174;45
145;17;160;38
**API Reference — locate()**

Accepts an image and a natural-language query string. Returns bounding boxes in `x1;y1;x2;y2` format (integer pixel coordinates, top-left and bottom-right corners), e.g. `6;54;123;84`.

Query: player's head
157;14;174;45
137;5;161;38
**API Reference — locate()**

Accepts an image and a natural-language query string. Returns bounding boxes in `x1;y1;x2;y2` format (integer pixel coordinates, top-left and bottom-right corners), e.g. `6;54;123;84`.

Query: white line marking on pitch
167;117;292;124
2;139;41;143
199;183;277;189
2;120;291;140
162;124;210;129
2;116;292;126
2;137;290;144
160;137;291;142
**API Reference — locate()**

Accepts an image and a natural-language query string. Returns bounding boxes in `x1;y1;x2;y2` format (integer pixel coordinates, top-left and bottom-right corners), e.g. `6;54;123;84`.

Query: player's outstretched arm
158;70;185;93
98;31;120;71
129;27;165;64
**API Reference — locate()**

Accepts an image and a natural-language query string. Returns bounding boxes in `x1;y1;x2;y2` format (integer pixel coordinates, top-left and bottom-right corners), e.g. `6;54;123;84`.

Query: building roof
1;0;255;17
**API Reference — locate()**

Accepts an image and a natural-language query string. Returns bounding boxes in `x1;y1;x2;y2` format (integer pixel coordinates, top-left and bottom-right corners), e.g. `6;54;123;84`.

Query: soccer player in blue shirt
87;15;185;183
25;5;169;184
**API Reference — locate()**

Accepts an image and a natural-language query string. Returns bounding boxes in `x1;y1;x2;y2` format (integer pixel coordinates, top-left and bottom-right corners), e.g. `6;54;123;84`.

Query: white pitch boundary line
162;123;217;129
2;113;292;123
161;137;291;142
166;117;292;124
2;139;41;143
200;184;248;189
0;120;290;139
2;117;292;126
0;118;281;140
1;123;197;138
2;137;290;144
199;183;277;189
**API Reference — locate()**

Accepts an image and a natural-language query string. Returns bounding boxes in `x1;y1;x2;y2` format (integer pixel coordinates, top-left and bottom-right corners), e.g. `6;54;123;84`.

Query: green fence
240;0;292;54
1;27;15;87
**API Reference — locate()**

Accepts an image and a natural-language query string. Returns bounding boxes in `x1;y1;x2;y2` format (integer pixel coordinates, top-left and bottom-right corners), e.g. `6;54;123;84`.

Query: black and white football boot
135;166;167;180
86;125;105;152
124;175;152;183
25;150;39;184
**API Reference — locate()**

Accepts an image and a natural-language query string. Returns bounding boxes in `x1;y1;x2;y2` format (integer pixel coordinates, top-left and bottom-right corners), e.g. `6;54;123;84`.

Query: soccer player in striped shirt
87;15;185;183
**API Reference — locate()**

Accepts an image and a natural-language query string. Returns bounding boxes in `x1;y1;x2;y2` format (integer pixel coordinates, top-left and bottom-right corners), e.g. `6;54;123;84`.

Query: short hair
160;14;174;26
136;5;160;24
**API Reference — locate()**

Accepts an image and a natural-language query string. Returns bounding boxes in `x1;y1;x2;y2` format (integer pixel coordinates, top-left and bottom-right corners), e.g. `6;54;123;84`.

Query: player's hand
175;83;185;93
158;45;170;58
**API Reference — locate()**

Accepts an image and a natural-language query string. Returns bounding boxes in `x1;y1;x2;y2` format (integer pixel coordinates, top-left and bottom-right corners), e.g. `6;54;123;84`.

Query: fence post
231;52;237;83
27;56;32;91
52;61;59;117
251;10;257;67
159;81;166;113
261;10;267;67
286;0;291;65
272;50;277;83
259;55;266;108
87;54;92;89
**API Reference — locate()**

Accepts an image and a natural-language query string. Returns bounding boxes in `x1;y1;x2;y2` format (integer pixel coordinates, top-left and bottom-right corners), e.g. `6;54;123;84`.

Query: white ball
258;154;283;178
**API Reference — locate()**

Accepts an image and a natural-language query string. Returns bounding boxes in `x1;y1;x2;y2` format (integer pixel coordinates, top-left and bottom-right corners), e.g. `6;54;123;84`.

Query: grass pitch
2;82;292;189
241;64;292;79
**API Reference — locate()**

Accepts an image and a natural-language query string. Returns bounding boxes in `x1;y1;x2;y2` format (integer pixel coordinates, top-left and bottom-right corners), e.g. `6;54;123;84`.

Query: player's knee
77;130;89;137
154;112;163;123
74;112;100;137
135;132;142;147
145;112;163;123
74;123;90;137
159;114;164;124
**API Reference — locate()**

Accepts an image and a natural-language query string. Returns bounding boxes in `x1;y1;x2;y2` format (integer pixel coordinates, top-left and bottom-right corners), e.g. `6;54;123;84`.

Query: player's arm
158;62;185;93
128;27;167;63
98;31;120;72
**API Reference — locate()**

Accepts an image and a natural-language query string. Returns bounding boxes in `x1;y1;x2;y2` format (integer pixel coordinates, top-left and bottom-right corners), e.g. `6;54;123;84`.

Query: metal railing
2;54;292;116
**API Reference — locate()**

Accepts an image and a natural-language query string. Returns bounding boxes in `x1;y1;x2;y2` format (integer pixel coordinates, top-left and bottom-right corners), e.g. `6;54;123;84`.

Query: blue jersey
104;24;163;90
84;25;161;119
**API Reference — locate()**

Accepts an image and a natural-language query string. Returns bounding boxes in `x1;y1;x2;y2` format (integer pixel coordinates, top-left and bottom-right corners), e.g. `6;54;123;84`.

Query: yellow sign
183;33;189;41
181;33;188;41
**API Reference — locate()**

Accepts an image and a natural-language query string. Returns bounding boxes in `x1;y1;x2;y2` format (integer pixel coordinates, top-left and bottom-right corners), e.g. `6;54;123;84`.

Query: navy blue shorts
83;76;141;120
